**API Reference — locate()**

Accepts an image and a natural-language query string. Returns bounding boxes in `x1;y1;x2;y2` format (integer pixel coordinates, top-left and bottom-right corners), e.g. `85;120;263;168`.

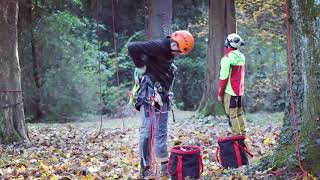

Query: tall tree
30;0;43;120
146;0;173;39
198;0;236;116
268;0;320;175
0;0;30;144
18;0;44;122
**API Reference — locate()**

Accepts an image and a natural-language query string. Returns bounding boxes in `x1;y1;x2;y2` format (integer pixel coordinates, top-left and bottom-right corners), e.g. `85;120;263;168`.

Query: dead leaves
0;112;298;179
0;126;141;179
167;114;284;179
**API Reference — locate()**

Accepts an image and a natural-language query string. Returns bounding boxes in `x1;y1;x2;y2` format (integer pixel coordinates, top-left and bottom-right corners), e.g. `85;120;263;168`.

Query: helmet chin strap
171;50;184;56
224;39;237;49
171;49;182;53
224;39;231;48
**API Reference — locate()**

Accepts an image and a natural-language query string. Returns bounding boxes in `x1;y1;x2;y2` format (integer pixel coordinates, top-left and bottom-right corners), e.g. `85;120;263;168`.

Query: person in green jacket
217;33;246;135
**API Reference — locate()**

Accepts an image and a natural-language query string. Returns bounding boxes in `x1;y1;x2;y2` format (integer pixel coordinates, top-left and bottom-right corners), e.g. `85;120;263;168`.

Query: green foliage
17;0;289;122
240;27;287;112
173;56;205;110
172;0;287;112
236;1;288;112
171;0;208;110
35;11;101;121
99;31;146;115
236;0;286;39
71;0;82;7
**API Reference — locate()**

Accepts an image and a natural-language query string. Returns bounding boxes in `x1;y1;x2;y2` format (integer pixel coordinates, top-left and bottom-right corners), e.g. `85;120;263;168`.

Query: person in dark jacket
128;30;194;179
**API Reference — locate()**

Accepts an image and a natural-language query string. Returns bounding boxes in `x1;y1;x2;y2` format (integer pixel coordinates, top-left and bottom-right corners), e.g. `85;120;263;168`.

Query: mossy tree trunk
0;0;30;144
197;0;236;116
269;0;320;175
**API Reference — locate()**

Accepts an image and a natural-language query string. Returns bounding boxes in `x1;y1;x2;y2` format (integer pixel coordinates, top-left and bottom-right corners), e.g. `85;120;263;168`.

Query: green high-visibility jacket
218;50;245;97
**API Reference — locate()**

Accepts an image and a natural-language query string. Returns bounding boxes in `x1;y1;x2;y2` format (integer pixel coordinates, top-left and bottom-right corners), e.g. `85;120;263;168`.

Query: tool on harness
165;92;175;122
168;63;177;92
128;83;140;106
132;75;158;111
171;108;176;123
168;63;177;122
153;82;164;107
134;66;146;84
128;66;146;106
128;63;177;123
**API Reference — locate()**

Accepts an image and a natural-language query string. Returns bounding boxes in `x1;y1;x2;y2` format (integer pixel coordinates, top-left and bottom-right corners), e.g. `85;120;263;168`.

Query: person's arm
127;40;165;68
218;57;230;99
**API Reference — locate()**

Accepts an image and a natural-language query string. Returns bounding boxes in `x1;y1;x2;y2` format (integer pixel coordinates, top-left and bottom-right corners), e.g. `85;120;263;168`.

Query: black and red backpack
216;135;253;168
167;146;203;180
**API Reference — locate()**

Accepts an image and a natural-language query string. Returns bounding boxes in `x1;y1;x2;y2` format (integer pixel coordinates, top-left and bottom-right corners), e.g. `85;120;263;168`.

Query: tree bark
197;0;236;116
18;0;43;122
147;0;173;39
30;0;44;121
266;0;320;175
0;0;30;144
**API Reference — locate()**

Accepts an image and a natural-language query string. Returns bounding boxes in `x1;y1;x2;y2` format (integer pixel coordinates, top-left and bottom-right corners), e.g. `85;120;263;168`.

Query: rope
148;106;156;175
148;105;162;177
94;0;103;139
0;90;23;93
144;0;151;40
112;0;120;94
0;91;32;143
111;0;125;129
285;0;307;176
0;90;24;110
0;102;23;110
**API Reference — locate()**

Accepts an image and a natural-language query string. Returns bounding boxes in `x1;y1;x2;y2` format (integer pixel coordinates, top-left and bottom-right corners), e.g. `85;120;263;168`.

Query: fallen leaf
87;166;98;173
50;175;59;180
263;138;273;145
302;173;318;180
18;165;26;173
270;167;287;176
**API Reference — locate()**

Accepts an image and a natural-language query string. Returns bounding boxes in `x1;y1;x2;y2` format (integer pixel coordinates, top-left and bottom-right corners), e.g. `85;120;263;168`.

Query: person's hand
134;66;146;84
217;95;222;102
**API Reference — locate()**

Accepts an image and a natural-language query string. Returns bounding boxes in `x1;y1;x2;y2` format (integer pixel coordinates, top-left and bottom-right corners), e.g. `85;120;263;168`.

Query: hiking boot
140;166;155;179
160;161;169;177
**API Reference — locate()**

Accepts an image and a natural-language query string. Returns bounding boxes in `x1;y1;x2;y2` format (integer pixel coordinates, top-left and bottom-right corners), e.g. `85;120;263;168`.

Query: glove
134;65;146;84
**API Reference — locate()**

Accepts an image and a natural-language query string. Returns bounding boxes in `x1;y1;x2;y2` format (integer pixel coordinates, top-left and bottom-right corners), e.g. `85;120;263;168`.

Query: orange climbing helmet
170;30;194;55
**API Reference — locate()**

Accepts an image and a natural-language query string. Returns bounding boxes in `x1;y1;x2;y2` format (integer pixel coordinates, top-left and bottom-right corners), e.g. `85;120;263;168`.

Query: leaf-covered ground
0;111;292;179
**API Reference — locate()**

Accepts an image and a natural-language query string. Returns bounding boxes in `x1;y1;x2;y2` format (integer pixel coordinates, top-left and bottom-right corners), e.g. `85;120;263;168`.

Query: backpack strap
198;154;203;177
177;155;183;180
234;141;243;167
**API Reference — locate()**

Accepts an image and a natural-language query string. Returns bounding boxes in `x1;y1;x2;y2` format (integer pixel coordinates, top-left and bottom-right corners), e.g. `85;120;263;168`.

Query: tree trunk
30;0;44;121
266;0;320;175
147;0;173;39
0;0;30;144
197;0;236;116
18;0;43;122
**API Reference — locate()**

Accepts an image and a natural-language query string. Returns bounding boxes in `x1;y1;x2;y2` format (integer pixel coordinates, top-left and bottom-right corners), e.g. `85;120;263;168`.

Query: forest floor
0;110;301;179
